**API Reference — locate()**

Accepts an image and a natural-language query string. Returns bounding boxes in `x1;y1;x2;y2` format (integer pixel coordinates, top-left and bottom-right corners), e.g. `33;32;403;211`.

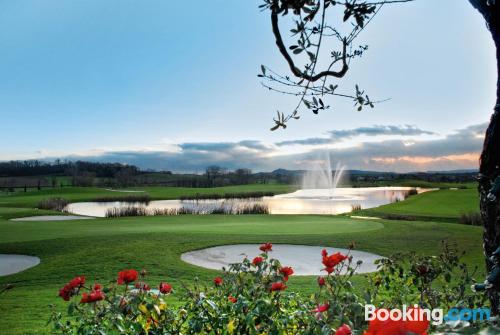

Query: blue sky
0;1;495;172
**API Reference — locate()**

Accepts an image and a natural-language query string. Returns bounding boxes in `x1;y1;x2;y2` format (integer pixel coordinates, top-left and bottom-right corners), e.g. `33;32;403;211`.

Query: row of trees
0;160;140;178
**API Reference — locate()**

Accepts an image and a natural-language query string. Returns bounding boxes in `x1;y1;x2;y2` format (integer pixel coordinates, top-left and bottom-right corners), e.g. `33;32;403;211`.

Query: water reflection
65;187;432;218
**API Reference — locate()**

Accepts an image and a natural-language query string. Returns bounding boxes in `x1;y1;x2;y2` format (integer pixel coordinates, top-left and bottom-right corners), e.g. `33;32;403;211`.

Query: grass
0;182;484;334
359;188;479;222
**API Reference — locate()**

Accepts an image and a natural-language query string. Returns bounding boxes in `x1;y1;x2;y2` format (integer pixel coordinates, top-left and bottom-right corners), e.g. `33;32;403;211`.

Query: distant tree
205;166;227;187
235;168;252;184
261;0;500;312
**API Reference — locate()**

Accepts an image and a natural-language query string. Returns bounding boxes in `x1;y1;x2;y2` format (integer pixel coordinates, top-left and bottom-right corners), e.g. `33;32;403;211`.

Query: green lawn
359;188;479;221
0;184;484;334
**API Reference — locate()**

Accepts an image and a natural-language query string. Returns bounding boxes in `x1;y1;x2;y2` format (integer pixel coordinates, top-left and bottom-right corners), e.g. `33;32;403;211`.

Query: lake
65;187;432;217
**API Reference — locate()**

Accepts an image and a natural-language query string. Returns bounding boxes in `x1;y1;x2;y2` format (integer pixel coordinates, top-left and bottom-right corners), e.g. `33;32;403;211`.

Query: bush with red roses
50;243;494;334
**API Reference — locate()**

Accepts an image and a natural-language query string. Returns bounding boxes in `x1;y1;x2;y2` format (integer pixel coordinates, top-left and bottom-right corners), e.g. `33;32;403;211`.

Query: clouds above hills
53;123;486;173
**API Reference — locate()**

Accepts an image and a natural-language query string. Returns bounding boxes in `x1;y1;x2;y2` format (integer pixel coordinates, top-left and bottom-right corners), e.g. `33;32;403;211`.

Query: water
65;187;431;217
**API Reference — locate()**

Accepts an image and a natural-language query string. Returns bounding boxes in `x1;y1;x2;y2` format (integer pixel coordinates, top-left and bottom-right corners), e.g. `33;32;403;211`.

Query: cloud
276;125;436;146
46;123;487;173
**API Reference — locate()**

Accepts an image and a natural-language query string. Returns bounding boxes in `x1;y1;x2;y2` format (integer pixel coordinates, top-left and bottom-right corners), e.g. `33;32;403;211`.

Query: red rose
228;295;237;303
93;283;102;291
317;277;326;286
214;276;223;286
117;269;138;285
322;251;348;271
336;324;352;335
270;281;287;291
80;289;104;304
58;276;86;301
364;308;429;335
252;256;264;266
279;266;294;281
159;282;172;294
259;243;273;253
312;303;329;313
68;276;85;288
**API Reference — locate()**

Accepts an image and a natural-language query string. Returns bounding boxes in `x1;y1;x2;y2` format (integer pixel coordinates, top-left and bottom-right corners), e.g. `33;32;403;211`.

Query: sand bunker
181;244;383;275
0;254;40;276
11;215;95;222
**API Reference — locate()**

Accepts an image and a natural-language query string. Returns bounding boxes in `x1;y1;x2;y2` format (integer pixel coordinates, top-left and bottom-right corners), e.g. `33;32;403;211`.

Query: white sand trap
0;254;40;276
11;215;95;222
181;244;384;275
104;189;145;193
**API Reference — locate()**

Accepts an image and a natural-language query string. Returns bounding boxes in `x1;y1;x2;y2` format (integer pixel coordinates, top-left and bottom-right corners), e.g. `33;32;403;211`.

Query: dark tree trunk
471;0;500;314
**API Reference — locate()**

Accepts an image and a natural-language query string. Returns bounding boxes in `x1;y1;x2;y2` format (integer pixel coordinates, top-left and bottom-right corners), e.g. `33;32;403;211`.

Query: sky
0;0;496;172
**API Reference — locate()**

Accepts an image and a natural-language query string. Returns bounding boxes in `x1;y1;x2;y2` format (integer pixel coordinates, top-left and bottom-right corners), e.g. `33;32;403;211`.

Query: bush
38;197;69;211
50;243;491;334
404;188;419;199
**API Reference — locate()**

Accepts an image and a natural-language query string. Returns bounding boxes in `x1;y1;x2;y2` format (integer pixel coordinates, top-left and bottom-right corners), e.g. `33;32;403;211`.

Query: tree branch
271;4;348;82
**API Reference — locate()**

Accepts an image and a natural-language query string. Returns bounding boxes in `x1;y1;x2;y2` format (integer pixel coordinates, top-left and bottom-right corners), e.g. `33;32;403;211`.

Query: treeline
0;160;139;178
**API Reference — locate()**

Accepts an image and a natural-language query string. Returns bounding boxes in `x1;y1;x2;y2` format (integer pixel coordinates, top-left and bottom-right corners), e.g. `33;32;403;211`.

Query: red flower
317;277;326;286
159;282;172;294
325;267;334;274
336;324;352;335
270;281;287;291
135;282;150;291
252;256;264;266
68;276;85;288
279;266;294;281
228;295;237;303
363;308;429;335
259;243;273;253
322;251;348;271
93;283;102;291
312;303;329;313
117;269;138;285
58;276;86;301
214;276;223;286
80;290;104;304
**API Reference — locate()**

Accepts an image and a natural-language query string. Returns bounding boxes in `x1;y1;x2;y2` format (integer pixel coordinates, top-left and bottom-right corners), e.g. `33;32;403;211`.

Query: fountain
301;154;346;194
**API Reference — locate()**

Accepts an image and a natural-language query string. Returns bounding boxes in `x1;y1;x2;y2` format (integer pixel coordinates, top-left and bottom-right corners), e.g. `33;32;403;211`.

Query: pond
65;187;432;217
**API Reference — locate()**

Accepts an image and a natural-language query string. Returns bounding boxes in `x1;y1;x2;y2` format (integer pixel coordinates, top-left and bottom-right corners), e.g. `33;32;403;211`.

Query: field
0;183;483;334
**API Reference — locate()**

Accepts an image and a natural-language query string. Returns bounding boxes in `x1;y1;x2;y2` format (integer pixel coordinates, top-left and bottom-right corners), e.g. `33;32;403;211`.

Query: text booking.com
365;304;491;325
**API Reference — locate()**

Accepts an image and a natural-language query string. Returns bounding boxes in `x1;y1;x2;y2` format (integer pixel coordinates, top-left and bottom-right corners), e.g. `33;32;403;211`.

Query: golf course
0;183;483;334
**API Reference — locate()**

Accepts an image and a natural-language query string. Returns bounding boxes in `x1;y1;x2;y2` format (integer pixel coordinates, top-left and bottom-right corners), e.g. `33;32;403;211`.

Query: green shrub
50;243;492;334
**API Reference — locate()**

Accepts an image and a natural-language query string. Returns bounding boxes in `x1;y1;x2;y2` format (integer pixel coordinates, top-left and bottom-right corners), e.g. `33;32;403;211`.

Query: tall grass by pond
38;197;69;211
179;192;274;201
105;203;270;218
90;194;151;203
459;212;482;226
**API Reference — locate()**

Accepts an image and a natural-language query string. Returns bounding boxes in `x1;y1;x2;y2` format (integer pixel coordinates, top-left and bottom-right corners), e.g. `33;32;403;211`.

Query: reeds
38;197;69;211
91;194;151;203
350;204;362;212
105;202;270;218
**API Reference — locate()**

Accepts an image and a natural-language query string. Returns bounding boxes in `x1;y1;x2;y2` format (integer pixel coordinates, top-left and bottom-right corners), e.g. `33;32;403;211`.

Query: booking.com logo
365;304;491;325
